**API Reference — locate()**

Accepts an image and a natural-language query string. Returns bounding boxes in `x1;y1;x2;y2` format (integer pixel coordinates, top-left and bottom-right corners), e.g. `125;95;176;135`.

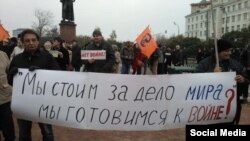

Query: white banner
81;50;106;60
12;69;237;131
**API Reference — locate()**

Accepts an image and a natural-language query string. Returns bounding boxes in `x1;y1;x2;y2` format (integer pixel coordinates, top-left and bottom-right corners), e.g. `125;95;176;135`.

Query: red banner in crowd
136;26;157;58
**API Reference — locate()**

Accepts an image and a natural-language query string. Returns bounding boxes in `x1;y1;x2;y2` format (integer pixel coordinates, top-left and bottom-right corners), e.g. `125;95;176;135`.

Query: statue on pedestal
60;0;75;22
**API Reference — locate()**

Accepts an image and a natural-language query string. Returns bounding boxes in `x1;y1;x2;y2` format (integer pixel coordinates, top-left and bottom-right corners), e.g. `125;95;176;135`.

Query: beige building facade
185;0;250;40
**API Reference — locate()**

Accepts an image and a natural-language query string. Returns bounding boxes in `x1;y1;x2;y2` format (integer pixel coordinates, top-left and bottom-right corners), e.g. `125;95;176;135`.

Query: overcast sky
0;0;201;41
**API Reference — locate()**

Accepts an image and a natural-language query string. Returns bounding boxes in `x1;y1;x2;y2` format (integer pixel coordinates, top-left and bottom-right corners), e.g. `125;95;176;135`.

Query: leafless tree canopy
32;9;54;37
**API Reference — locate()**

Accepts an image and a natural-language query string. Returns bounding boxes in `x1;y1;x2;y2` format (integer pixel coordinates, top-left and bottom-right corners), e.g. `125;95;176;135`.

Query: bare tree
45;25;59;37
32;9;54;37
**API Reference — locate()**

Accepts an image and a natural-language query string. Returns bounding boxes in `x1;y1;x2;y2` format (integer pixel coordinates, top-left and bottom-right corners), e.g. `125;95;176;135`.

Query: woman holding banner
195;39;249;125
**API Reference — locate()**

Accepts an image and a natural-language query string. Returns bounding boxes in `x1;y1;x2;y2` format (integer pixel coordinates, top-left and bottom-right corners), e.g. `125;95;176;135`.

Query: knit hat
92;29;102;36
217;39;232;53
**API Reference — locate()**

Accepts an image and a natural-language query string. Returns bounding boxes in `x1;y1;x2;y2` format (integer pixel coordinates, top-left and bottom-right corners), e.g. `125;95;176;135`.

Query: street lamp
224;11;228;34
153;30;167;39
173;22;180;35
220;6;228;34
205;11;209;40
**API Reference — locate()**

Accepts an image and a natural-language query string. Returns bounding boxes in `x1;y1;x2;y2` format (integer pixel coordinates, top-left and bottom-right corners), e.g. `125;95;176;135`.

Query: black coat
84;41;115;73
8;49;60;85
195;55;248;124
71;45;82;70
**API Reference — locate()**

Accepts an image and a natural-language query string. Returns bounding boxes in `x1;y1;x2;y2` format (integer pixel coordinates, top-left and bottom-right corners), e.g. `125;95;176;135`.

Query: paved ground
11;104;250;141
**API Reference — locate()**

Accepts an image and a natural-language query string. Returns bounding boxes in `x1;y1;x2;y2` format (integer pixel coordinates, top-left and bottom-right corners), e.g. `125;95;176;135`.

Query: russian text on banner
12;69;237;131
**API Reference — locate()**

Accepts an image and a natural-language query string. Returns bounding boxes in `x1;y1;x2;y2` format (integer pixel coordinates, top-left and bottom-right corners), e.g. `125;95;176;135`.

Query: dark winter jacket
84;41;115;73
8;49;60;85
196;56;244;74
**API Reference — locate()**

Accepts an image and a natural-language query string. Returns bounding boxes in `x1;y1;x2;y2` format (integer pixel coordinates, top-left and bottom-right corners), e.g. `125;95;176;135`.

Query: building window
222;7;226;13
232;15;235;22
222;28;224;34
243;13;247;20
243;24;247;28
200;23;203;28
237;14;241;21
226;17;230;23
213;9;217;19
196;24;198;29
232;5;235;11
201;15;203;20
196;16;198;21
237;25;240;31
192;25;194;30
231;26;234;31
227;6;230;12
244;1;248;8
238;3;242;10
188;25;190;30
222;18;225;24
200;31;202;36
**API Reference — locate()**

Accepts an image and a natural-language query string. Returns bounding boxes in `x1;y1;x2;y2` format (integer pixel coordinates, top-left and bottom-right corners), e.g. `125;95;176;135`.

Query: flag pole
210;0;219;67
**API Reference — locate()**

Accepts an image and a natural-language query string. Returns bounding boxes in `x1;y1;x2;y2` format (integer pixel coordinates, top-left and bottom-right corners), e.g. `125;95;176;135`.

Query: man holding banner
196;39;249;125
84;29;116;73
8;29;60;141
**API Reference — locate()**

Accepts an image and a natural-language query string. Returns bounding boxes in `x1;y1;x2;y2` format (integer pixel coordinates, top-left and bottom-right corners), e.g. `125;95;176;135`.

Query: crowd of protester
0;28;250;140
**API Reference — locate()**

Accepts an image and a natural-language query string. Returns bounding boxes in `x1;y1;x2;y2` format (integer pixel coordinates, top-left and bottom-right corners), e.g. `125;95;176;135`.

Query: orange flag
0;24;10;41
136;26;157;58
